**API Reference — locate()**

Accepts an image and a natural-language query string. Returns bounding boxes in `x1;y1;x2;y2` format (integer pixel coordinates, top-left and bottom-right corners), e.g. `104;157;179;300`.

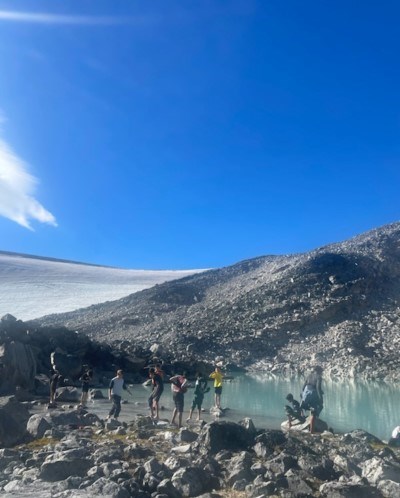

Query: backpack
172;376;187;393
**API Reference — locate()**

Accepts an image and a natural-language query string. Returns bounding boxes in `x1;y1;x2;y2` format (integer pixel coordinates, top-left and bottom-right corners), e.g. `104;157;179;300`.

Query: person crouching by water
79;368;93;407
300;365;324;434
209;365;223;409
108;369;132;420
148;367;164;420
170;372;188;428
285;393;305;429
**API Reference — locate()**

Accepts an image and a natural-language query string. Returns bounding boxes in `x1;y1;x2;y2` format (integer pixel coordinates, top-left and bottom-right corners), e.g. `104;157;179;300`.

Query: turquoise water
93;374;399;441
220;374;400;441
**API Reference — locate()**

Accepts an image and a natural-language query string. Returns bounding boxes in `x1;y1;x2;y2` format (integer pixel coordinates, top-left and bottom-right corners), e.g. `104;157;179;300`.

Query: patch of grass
19;437;58;450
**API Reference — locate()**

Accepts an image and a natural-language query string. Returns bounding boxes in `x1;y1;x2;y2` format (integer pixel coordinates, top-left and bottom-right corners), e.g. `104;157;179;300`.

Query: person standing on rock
49;369;63;406
187;372;209;422
300;365;324;434
79;368;93;407
148;367;164;420
170;372;188;428
209;365;224;410
108;369;132;420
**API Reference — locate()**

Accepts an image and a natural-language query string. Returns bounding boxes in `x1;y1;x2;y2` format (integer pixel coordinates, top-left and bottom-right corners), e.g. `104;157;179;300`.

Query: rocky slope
33;222;400;381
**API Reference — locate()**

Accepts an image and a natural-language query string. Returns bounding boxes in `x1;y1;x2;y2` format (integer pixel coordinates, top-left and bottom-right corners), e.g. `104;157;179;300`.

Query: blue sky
0;1;399;269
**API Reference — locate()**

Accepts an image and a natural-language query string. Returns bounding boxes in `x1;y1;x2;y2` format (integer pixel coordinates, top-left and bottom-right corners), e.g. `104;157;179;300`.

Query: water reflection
223;374;400;440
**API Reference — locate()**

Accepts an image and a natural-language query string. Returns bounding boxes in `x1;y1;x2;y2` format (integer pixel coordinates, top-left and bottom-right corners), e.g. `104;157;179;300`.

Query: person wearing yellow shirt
209;366;223;409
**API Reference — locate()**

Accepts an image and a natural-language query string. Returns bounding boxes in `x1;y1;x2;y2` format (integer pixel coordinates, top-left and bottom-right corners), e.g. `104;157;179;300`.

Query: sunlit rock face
34;222;400;380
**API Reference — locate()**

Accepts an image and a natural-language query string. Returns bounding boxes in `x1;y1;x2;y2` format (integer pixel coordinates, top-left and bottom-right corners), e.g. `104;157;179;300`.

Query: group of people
49;366;94;408
50;363;322;432
146;365;223;428
105;364;224;427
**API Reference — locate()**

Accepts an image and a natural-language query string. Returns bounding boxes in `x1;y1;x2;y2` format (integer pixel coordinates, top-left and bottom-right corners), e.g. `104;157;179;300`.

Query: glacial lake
84;374;399;442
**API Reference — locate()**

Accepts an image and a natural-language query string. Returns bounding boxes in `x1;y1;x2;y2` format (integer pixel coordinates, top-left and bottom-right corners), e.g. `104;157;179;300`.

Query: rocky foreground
33;222;400;382
1;396;400;498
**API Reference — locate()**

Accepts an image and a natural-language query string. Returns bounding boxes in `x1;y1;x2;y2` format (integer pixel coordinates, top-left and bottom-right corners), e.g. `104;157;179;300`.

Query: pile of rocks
1;396;399;497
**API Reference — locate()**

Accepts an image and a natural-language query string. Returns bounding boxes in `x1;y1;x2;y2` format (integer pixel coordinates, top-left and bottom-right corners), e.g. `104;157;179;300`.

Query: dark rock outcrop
0;396;30;447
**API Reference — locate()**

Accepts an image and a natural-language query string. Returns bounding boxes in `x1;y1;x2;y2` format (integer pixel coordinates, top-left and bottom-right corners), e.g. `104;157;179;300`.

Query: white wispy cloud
0;10;140;26
0;139;57;230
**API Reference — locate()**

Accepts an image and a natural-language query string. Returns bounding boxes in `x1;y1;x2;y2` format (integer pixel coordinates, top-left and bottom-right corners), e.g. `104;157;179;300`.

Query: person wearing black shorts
148;367;164;420
170;373;187;428
187;372;209;421
79;369;93;407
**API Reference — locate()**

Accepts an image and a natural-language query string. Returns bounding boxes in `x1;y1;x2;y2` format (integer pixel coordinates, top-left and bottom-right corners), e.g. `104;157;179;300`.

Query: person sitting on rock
285;393;306;428
187;372;209;422
300;365;324;434
148;367;164;420
170;371;188;428
389;426;400;447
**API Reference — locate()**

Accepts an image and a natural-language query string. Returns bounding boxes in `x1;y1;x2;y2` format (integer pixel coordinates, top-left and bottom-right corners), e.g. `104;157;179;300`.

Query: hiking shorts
191;395;204;410
173;392;184;412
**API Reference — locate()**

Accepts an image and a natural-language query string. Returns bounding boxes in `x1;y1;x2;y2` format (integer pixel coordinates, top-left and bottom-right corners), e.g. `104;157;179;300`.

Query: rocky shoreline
0;395;399;498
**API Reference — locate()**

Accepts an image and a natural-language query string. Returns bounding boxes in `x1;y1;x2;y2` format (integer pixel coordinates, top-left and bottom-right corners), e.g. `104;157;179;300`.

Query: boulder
55;386;80;402
281;416;329;433
378;479;400;498
51;351;82;378
197;421;254;454
39;452;92;481
253;430;287;459
172;467;210;497
320;481;382;497
0;396;30;447
0;341;37;392
27;414;52;439
27;409;101;439
361;457;400;484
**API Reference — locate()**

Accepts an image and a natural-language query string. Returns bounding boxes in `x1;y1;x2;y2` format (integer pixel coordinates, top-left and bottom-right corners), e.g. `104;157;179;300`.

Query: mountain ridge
32;221;400;381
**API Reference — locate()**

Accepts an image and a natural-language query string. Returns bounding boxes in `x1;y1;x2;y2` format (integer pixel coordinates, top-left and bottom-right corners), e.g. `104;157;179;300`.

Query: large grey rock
378;479;400;498
197;421;253;454
0;341;36;392
172;467;209;497
157;478;182;498
361;457;400;484
320;481;382;497
281;416;329;433
51;350;84;378
39;453;92;481
55;386;80;402
27;413;52;438
0;396;30;446
27;409;101;439
85;477;130;498
253;429;287;458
